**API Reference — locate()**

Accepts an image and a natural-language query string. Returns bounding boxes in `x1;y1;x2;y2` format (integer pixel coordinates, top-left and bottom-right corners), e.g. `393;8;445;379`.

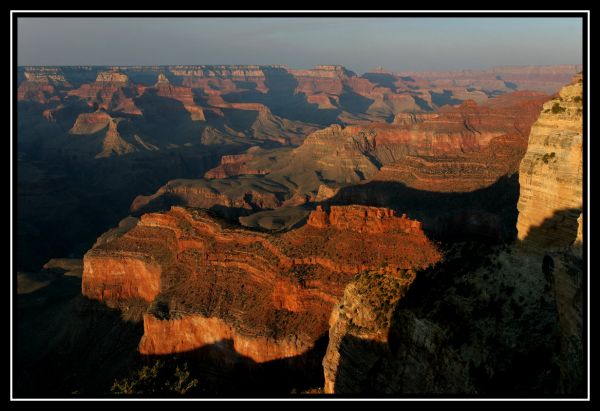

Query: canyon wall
322;76;585;395
516;73;584;392
516;74;583;251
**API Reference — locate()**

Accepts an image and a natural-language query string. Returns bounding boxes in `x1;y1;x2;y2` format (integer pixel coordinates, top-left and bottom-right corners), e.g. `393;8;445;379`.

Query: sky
17;16;583;73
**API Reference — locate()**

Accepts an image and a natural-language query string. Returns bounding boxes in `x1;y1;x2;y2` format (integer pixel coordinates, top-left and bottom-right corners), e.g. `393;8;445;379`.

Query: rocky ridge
82;205;441;365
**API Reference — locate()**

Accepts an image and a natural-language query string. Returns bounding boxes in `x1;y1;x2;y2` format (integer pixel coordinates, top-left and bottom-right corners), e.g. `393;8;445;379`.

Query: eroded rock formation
149;73;206;121
68;111;137;158
82;205;441;365
69;71;142;115
516;74;583;251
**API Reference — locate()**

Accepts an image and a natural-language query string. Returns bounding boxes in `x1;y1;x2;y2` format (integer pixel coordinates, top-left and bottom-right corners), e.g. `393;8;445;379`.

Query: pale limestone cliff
515;76;584;393
516;75;583;251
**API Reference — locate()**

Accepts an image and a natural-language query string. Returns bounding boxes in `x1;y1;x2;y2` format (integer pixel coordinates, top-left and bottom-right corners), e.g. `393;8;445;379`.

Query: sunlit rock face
82;205;441;364
516;74;583;251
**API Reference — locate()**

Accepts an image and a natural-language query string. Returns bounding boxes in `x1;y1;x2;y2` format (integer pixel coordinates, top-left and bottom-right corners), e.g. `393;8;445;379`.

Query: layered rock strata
516;74;584;393
82;205;441;363
322;76;585;395
516;75;583;251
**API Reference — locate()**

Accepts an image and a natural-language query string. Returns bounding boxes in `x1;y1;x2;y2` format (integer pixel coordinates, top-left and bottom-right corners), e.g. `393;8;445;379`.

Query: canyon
15;65;585;396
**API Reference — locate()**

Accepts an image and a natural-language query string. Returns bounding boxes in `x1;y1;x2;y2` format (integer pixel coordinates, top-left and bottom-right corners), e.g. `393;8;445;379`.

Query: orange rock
83;205;441;362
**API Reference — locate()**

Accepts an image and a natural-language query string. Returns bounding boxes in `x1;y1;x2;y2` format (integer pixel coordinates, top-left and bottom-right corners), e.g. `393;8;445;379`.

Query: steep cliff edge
150;73;206;121
516;73;584;393
83;206;441;369
322;270;418;393
516;74;583;251
322;76;585;395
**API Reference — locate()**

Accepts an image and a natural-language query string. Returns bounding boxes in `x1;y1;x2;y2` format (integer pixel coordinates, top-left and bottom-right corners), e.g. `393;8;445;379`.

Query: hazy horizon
17;17;583;73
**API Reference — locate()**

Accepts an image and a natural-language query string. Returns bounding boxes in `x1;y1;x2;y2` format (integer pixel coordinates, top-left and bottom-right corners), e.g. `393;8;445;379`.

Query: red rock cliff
82;205;441;363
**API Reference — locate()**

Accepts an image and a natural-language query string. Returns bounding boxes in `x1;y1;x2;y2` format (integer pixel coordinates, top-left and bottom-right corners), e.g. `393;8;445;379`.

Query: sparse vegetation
111;360;199;395
542;152;556;164
350;269;413;329
551;102;566;114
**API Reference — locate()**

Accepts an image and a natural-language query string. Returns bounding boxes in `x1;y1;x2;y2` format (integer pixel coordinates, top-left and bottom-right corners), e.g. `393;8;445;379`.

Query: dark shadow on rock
124;70;163;86
133;90;203;145
330;207;587;395
361;72;398;92
233;80;258;91
411;94;434;111
519;208;581;251
209;204;255;221
518;208;585;395
221;68;341;126
138;335;329;396
338;87;375;114
17;143;238;271
14;275;145;397
330;238;566;395
323;174;521;244
220;108;259;131
430;89;463;107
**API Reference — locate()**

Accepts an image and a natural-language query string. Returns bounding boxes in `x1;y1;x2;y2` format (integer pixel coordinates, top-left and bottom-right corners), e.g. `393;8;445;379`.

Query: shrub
111;360;199;395
551;102;566;114
542;152;556;164
573;96;582;103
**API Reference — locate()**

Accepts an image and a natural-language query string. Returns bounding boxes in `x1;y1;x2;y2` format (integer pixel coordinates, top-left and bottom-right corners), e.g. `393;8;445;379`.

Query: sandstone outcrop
69;71;142;115
370;93;548;192
68;111;137;158
17;69;70;103
204;154;270;179
95;71;130;83
17;81;57;104
516;74;584;393
69;111;113;135
392;112;439;126
516;75;583;251
82;205;441;364
307;205;423;235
